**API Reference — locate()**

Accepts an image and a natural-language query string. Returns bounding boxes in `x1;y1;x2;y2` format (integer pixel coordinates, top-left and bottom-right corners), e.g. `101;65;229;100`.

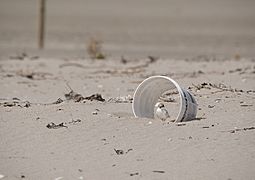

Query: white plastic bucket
132;76;197;122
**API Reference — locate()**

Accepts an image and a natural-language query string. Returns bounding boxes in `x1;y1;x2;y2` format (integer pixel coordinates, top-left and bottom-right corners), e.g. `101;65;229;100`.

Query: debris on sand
239;102;253;107
228;66;255;74
114;149;124;155
114;148;133;155
46;122;68;129
188;82;255;94
208;105;215;108
65;90;85;102
64;82;86;102
46;119;82;129
130;172;139;176
0;100;31;108
19;71;34;79
126;148;133;153
108;95;133;103
92;109;100;115
0;97;65;107
10;52;28;60
10;52;39;60
52;98;64;104
85;93;105;102
152;170;165;173
65;90;105;102
94;57;158;75
120;56;128;64
227;126;255;133
202;126;210;129
64;82;105;102
67;119;82;125
16;70;52;80
147;55;159;63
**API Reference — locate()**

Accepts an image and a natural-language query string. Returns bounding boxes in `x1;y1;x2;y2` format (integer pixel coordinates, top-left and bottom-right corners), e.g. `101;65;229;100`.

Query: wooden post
38;0;46;49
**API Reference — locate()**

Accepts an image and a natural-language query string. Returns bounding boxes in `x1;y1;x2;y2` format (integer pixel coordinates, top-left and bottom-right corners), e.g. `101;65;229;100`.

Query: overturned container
132;76;197;122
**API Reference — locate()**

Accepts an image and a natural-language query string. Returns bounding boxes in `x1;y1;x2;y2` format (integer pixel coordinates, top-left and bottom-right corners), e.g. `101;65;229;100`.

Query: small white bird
154;102;170;121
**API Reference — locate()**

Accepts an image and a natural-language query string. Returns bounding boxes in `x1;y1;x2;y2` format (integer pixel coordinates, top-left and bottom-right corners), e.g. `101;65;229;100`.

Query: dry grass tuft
234;53;241;60
86;37;106;59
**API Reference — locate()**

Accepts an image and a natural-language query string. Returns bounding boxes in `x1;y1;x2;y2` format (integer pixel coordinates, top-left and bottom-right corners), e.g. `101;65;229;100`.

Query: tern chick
154;102;170;121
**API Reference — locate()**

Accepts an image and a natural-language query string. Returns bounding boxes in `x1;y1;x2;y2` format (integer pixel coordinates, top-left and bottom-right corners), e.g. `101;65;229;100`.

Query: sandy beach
0;0;255;179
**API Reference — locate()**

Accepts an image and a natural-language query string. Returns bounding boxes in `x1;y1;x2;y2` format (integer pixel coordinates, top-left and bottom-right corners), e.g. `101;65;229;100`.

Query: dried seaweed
65;90;85;102
114;148;133;155
67;119;82;125
46;119;82;129
130;172;139;176
114;149;124;155
85;93;105;102
46;122;68;129
189;82;255;94
0;100;31;108
52;98;64;104
152;170;165;173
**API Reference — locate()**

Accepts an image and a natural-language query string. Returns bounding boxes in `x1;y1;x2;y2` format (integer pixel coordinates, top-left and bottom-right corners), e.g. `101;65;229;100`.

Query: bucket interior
133;76;181;119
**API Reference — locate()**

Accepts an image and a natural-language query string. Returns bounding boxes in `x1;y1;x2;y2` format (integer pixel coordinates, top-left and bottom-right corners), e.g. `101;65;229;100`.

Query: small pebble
0;174;5;179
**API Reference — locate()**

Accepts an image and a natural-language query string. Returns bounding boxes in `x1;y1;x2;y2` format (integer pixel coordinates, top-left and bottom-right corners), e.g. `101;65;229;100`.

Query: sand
0;56;254;179
0;0;255;179
1;0;255;59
